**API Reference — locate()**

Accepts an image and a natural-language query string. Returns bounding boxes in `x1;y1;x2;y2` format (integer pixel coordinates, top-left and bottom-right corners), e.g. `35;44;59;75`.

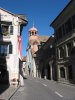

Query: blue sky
0;0;70;56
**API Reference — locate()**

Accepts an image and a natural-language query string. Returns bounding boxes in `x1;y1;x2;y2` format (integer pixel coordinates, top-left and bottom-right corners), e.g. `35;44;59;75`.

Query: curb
8;85;20;100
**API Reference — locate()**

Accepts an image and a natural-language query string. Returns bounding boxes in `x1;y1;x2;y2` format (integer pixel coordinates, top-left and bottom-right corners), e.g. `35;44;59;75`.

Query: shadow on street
0;84;9;95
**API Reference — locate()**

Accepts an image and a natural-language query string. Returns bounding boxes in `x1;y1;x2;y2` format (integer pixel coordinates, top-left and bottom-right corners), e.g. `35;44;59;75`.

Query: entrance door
60;67;65;78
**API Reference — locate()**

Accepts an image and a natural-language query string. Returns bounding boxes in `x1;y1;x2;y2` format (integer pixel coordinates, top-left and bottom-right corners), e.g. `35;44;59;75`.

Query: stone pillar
44;68;47;79
73;40;75;47
65;44;68;57
49;61;53;80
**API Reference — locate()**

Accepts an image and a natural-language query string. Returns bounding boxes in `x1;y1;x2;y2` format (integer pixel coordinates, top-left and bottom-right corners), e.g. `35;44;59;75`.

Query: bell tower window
32;32;34;35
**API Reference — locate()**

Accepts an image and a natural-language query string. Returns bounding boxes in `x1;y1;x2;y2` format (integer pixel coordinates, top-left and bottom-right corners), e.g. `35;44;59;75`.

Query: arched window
35;32;37;35
32;32;34;35
59;47;64;59
60;67;65;78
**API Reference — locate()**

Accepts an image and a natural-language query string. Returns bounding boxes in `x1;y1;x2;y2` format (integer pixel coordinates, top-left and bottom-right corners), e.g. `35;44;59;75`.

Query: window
56;48;59;60
62;24;66;35
0;45;8;56
10;26;13;35
35;32;37;35
56;30;59;40
72;14;75;29
67;42;72;56
2;25;9;35
0;43;12;56
41;42;45;46
59;46;64;59
0;25;13;36
38;45;41;49
57;27;62;39
60;67;65;78
65;18;72;33
32;32;34;35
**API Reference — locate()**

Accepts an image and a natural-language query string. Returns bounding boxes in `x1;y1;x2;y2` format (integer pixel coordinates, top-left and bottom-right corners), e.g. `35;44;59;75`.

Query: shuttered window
10;26;13;35
0;43;12;56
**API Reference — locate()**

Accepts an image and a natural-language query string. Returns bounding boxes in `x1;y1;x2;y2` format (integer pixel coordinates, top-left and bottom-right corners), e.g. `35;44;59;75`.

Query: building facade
0;8;28;85
35;36;56;80
50;0;75;84
21;56;30;77
26;25;39;77
26;25;49;77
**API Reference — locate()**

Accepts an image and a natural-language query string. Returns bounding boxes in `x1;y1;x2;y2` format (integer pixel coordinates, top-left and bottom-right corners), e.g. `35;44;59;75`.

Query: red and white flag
18;36;22;60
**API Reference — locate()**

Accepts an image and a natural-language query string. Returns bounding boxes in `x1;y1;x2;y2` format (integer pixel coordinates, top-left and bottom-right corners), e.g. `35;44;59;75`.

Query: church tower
29;25;39;55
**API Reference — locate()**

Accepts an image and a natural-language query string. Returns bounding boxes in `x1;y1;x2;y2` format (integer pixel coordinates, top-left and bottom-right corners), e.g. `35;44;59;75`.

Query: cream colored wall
0;9;20;85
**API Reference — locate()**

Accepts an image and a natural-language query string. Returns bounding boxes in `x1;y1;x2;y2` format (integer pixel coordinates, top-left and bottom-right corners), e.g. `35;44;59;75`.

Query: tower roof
29;25;38;32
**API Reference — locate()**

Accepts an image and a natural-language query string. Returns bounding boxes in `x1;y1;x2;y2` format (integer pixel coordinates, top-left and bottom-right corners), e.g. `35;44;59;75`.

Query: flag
18;36;22;60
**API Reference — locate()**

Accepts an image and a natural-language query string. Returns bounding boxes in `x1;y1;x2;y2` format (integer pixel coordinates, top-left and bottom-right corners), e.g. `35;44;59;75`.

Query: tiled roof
38;36;49;43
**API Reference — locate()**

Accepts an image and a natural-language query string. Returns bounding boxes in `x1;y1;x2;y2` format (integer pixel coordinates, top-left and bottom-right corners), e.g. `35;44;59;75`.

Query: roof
50;0;72;26
38;36;49;43
35;35;54;55
29;25;38;32
0;7;28;22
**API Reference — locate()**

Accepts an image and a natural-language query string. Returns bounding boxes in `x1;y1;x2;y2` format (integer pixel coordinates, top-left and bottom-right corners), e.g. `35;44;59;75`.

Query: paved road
10;77;75;100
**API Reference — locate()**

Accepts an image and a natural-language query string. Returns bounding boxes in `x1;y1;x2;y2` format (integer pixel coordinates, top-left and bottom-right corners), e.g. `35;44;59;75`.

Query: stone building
50;0;75;84
0;8;28;85
35;35;56;80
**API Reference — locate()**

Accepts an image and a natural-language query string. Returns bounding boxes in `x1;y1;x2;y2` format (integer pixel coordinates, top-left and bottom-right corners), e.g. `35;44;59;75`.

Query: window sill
0;35;11;39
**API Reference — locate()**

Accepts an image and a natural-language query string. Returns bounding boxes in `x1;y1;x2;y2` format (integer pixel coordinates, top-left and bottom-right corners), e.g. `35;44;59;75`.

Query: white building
0;8;28;85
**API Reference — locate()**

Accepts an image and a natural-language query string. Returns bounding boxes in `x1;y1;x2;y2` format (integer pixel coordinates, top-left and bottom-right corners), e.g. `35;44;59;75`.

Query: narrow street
10;77;75;100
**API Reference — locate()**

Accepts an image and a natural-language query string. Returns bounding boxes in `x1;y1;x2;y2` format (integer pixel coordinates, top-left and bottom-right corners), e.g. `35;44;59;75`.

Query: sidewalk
0;85;20;100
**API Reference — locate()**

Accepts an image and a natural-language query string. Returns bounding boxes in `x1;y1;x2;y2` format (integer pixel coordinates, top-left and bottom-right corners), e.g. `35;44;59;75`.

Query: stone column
44;68;47;79
65;44;68;57
49;61;53;80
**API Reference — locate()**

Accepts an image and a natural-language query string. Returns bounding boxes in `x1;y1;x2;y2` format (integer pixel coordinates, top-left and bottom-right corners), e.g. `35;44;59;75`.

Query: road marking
42;83;47;87
55;91;63;98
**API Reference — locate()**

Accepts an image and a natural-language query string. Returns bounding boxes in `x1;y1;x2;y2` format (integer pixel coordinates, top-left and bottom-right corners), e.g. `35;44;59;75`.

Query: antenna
33;20;34;27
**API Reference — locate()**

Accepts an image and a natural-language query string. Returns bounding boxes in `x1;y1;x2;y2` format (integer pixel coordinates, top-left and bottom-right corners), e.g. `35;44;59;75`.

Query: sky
0;0;70;56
